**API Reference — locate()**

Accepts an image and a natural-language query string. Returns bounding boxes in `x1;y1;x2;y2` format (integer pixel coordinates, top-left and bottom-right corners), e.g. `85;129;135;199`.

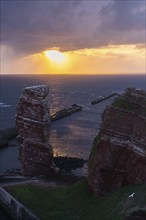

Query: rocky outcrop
88;88;146;196
16;85;53;176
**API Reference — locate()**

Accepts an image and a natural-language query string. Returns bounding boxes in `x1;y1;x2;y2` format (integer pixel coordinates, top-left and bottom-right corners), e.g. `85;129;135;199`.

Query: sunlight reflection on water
0;74;145;174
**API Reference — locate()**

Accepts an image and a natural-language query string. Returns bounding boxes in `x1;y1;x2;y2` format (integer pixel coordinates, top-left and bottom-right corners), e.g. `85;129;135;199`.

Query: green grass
6;180;146;220
112;98;135;111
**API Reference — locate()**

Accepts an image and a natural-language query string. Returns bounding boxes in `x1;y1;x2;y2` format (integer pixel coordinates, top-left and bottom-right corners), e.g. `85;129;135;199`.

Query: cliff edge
88;88;146;196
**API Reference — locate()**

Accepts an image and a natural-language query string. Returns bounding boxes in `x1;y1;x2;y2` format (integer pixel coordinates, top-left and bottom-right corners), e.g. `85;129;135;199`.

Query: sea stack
88;88;146;196
16;85;53;176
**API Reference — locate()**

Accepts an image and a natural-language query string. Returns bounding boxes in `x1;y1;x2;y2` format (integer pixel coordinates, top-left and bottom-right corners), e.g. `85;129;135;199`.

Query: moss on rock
88;134;101;172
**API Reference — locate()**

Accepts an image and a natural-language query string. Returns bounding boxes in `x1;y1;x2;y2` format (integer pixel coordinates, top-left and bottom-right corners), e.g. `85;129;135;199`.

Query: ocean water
0;74;145;174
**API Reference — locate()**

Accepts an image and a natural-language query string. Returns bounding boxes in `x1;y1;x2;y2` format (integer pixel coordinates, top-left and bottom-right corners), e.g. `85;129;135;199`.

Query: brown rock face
16;85;53;176
88;88;146;196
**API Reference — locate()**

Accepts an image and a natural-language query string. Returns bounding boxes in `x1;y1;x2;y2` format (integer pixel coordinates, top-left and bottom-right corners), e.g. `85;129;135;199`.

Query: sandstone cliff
16;85;53;176
88;88;146;196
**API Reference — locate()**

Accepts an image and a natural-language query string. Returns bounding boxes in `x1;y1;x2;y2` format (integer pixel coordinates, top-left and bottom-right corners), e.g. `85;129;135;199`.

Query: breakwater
0;92;118;148
0;127;18;147
91;93;117;105
51;104;82;122
0;104;82;147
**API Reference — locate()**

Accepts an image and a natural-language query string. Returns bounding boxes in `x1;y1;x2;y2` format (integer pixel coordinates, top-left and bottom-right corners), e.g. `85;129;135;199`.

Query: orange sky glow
1;44;145;75
1;1;145;75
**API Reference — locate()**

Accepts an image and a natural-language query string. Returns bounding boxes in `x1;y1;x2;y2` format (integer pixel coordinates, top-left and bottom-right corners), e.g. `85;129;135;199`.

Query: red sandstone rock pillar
16;85;53;176
88;88;146;196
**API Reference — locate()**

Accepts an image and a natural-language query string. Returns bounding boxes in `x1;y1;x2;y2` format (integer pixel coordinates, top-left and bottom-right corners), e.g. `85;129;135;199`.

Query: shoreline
0;155;88;177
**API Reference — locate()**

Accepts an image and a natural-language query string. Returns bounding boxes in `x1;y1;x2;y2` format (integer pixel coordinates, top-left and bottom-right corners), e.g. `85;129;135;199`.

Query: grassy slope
6;180;146;220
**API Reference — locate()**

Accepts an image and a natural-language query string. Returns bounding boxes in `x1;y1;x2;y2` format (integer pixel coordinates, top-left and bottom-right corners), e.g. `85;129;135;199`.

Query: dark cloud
1;0;145;55
99;0;145;30
96;0;145;45
1;1;84;54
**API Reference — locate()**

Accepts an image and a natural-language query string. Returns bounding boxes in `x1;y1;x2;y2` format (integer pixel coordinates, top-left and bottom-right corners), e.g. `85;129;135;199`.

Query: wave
0;103;12;108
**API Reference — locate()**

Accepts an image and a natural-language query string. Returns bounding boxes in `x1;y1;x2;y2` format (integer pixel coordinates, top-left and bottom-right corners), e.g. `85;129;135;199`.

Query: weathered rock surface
88;88;146;196
16;85;53;176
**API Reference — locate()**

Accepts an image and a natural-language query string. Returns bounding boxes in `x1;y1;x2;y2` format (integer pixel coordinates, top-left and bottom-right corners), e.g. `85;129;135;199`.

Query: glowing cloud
44;50;67;64
1;44;145;75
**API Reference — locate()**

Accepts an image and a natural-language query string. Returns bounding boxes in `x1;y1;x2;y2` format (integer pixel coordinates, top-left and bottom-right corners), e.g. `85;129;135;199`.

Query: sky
0;0;146;75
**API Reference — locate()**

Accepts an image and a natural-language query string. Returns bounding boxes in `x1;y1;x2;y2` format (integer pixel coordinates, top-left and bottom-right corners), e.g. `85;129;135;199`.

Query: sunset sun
44;50;67;64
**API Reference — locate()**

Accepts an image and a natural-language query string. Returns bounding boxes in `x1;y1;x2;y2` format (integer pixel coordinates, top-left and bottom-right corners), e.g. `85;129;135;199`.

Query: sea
0;74;145;175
